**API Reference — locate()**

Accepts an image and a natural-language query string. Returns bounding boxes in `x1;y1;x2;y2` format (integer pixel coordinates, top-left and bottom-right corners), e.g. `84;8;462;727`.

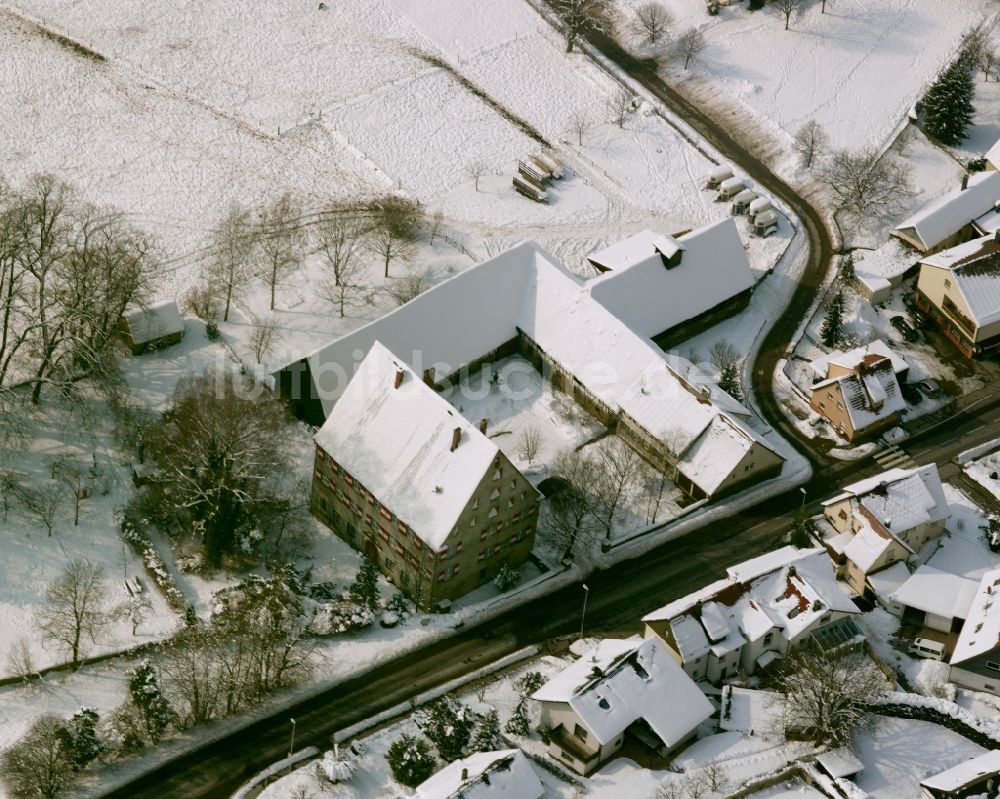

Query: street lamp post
799;486;807;509
289;718;297;758
579;584;590;641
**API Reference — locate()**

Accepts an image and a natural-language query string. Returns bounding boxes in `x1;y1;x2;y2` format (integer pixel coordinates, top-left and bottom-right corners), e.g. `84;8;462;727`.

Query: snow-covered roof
122;300;184;345
813;357;906;432
816;748;864;779
646;549;857;656
314;342;499;550
890;566;979;620
586;218;755;339
894;170;1000;251
415;750;543;799
987;138;1000;170
278;240;779;499
824;530;855;556
951;567;1000;666
866;560;911;598
828;465;948;534
809;340;909;380
920;749;1000;792
843;523;895;573
532;636;713;748
919;233;1000;327
719;686;784;734
853;240;913;281
675;415;755;496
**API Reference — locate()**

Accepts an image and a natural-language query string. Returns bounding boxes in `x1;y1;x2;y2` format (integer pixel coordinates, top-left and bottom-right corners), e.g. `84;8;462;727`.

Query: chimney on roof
461;768;469;781
423;368;436;388
961;173;969;191
394;369;404;389
450;427;462;451
995;228;1000;242
479;418;488;434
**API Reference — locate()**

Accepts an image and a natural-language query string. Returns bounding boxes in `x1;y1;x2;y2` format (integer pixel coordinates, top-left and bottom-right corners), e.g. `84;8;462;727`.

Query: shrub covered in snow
119;512;186;610
416;697;476;761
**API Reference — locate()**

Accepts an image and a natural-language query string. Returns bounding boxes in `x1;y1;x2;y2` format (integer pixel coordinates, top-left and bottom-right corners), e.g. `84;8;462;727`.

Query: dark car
890;315;919;342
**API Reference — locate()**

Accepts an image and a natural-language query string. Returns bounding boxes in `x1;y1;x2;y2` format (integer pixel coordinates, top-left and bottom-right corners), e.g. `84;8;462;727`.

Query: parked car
917;379;942;397
912;309;931;329
910;637;946;661
890;315;919;342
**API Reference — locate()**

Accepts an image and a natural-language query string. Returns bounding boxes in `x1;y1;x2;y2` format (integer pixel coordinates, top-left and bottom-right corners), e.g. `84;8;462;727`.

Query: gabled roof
586;218;755;339
987;138;1000;170
827;465;948;535
314;341;499;550
919;233;1000;327
809;340;909;380
813;357;906;432
951;567;1000;666
920;749;1000;792
890;566;979;620
643;548;856;649
842;523;896;573
415;750;543;799
276;240;781;499
122;300;184;345
894;170;1000;251
532;636;713;748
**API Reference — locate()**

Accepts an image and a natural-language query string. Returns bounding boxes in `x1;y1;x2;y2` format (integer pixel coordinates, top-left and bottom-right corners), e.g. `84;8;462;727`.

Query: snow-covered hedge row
119;515;187;610
875;691;1000;745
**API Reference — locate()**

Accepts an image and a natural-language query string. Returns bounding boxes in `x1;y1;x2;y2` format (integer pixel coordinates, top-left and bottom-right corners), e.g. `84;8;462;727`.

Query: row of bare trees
198;193;426;325
540;436;682;560
0;174;159;405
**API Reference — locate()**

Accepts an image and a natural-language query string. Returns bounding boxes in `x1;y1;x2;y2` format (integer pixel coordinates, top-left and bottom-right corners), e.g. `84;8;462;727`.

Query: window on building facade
573;724;588;741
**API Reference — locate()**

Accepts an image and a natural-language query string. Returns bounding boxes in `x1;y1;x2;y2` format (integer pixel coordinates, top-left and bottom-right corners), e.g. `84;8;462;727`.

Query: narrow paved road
99;19;992;799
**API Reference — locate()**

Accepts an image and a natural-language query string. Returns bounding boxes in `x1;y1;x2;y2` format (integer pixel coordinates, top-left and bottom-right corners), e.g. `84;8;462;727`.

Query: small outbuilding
816;747;864;782
120;300;185;355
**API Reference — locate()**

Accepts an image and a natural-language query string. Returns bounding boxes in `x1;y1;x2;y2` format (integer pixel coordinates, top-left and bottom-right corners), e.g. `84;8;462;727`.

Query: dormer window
598;698;611;711
492;469;502;481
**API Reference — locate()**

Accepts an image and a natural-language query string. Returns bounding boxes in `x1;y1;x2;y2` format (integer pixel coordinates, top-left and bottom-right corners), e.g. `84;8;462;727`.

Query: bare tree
147;370;291;566
429;210;444;245
552;0;616;53
50;454;87;527
632;2;673;44
207;203;255;322
254;192;306;311
465;161;488;192
820;0;830;12
5;637;39;685
317;213;367;317
980;46;998;82
0;715;76;799
607;87;634;128
517;426;542;464
592;438;642;539
542;448;602;561
0;468;21;523
386;272;427;307
368;195;422;279
774;645;886;746
37;559;108;671
17;482;62;537
684;772;708;799
793;119;827;169
701;761;728;792
159;627;225;726
654;781;682;799
640;458;675;525
676;28;705;70
248;316;281;364
777;0;800;30
819;148;914;228
567;111;591;146
119;594;152;636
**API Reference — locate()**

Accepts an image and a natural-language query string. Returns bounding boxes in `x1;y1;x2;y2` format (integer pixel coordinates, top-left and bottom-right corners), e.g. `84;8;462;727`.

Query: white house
642;547;859;683
890;566;979;656
414;750;543;799
531;636;713;775
892;170;1000;254
822;465;949;596
585;218;755;345
949;567;1000;696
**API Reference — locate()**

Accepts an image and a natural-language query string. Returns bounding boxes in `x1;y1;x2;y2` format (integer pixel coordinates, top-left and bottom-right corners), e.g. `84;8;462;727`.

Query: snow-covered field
633;0;995;159
854;716;986;799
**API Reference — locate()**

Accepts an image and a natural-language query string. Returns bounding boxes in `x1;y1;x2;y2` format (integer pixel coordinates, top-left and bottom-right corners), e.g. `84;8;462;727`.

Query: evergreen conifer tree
385;734;435;787
718;362;744;401
350;555;381;612
418;698;474;761
128;661;175;744
923;61;976;146
820;292;844;347
56;708;105;771
472;709;505;752
505;698;531;736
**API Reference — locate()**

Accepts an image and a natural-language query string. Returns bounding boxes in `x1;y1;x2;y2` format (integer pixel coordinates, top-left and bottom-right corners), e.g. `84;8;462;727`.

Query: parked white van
910;637;946;661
